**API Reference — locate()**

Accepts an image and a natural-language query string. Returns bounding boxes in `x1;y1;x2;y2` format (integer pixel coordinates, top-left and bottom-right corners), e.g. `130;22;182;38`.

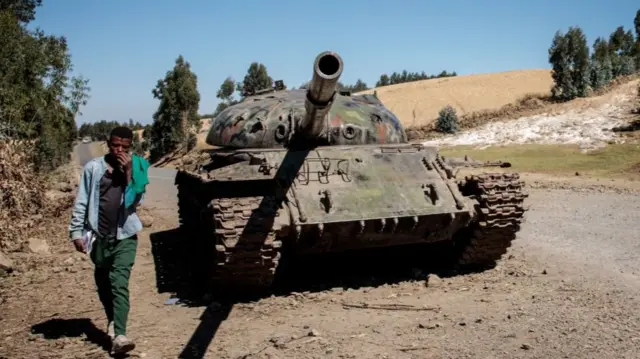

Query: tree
589;38;613;91
0;0;41;23
216;76;236;103
148;55;200;162
0;0;90;172
213;76;240;116
377;74;390;87
236;62;273;97
589;57;613;91
609;26;635;56
548;27;590;101
592;37;610;62
608;26;637;77
343;79;369;93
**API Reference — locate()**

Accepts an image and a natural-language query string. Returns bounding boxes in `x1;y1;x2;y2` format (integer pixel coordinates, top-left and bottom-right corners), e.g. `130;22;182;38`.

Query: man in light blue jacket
69;126;148;355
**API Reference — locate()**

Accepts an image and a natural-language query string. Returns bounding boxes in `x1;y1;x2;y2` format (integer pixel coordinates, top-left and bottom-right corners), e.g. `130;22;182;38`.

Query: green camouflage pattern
205;89;407;148
205;52;406;149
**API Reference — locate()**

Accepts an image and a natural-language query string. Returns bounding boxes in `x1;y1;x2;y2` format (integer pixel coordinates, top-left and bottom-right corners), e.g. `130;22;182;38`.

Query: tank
174;51;529;295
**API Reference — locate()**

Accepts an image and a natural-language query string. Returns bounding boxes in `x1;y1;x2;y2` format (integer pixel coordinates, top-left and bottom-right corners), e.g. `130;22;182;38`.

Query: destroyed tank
175;51;528;295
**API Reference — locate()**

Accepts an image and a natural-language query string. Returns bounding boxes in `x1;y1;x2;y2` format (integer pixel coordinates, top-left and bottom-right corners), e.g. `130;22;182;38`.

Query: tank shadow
148;227;202;298
149;225;471;359
271;240;464;295
149;226;476;304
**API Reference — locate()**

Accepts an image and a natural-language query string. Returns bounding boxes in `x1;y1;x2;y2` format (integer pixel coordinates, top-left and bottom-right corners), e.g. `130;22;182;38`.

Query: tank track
453;172;528;270
209;196;283;294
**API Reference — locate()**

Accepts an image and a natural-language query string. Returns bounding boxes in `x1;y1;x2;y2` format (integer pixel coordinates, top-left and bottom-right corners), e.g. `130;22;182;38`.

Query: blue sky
30;0;639;125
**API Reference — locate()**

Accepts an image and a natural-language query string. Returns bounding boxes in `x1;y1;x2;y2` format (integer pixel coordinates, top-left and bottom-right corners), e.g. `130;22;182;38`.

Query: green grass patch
439;143;640;179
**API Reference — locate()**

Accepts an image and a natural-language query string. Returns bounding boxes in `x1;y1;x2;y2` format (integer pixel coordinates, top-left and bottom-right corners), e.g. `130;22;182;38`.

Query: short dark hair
109;126;133;140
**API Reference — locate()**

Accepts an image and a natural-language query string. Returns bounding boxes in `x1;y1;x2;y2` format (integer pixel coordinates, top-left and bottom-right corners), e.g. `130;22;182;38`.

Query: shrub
436;105;458;134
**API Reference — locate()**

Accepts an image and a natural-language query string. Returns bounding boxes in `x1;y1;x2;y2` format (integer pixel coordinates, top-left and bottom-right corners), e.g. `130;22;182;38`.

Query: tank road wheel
452;173;528;271
209;196;283;295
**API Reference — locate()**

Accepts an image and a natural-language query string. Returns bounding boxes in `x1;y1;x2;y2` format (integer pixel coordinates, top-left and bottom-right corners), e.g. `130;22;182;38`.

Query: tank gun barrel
299;51;344;138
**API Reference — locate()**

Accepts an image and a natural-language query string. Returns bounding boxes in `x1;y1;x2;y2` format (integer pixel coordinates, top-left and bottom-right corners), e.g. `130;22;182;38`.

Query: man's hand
73;238;86;253
117;152;132;171
117;152;133;182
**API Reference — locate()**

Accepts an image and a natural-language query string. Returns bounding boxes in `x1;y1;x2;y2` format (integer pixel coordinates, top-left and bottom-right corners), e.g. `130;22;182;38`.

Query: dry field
357;69;553;128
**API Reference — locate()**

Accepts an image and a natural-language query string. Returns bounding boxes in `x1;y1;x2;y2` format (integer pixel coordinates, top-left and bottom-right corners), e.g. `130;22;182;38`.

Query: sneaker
112;335;135;354
107;321;115;340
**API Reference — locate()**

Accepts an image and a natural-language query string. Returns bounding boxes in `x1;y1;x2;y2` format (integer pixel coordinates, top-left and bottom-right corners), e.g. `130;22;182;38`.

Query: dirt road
1;149;639;358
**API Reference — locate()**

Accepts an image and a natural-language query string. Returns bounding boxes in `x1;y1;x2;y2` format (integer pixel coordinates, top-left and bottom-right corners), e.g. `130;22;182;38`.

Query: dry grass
439;143;640;180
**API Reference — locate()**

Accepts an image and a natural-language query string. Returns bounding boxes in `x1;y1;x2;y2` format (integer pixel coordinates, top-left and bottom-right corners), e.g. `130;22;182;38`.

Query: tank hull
175;143;528;294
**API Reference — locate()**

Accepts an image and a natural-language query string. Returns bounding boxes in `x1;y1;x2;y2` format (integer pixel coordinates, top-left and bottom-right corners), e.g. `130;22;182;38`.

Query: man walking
69;126;149;354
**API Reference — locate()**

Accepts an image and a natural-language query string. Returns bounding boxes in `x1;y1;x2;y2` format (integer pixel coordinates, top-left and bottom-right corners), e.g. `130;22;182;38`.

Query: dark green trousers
90;234;138;336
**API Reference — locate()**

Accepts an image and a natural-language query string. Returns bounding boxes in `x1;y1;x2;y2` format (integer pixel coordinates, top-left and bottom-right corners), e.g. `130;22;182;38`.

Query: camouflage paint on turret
205;52;407;149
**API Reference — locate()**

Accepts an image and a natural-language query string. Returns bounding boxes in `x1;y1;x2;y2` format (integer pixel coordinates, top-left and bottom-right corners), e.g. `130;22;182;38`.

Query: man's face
107;136;132;157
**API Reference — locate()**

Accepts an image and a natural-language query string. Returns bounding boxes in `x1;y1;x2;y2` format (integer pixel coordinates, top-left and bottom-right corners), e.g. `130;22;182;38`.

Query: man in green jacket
69;126;149;355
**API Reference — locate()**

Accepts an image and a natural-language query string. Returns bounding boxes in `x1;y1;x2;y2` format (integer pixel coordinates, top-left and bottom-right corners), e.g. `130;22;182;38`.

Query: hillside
425;77;640;149
356;69;554;128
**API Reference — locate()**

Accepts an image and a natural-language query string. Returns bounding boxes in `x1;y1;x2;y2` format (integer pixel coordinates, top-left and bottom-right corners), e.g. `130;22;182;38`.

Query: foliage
0;0;41;23
212;76;240;117
548;9;640;103
0;141;47;251
589;58;613;91
147;55;200;162
296;79;370;93
548;27;591;101
77;119;145;141
0;0;90;173
339;79;369;93
435;105;458;134
236;63;273;97
375;70;456;87
615;55;636;77
216;76;236;102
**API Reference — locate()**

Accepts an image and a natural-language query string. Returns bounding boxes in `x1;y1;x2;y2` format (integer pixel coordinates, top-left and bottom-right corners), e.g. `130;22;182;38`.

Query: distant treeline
375;70;457;87
78;119;148;141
